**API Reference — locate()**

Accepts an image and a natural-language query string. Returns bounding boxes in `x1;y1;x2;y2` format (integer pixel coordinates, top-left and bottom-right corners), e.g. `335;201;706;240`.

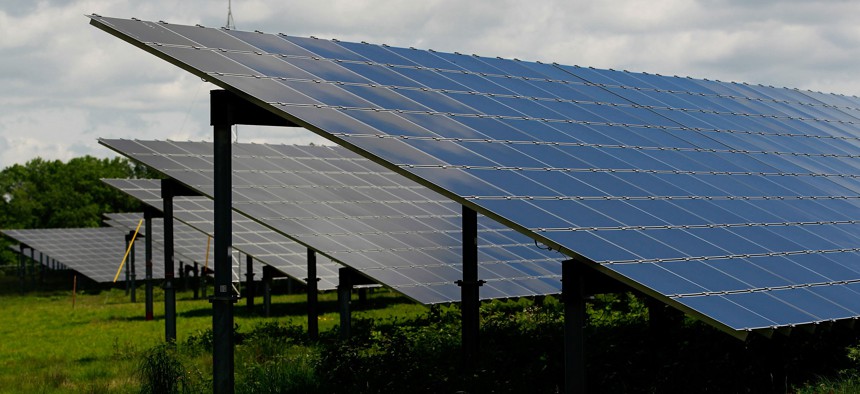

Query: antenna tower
225;0;236;29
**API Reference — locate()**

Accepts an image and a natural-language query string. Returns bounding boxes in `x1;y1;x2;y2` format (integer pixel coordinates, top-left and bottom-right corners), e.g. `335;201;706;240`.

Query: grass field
4;269;860;393
0;271;425;393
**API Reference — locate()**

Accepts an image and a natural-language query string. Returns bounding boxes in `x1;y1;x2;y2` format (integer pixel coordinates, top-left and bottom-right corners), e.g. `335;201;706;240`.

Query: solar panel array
90;16;860;334
102;179;341;289
1;227;166;282
100;140;565;304
103;211;235;278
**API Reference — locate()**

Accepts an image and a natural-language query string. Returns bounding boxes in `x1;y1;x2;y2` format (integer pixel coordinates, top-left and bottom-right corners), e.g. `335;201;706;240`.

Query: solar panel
89;16;860;334
99;140;565;304
1;227;166;282
103;211;253;281
105;212;202;263
101;179;341;289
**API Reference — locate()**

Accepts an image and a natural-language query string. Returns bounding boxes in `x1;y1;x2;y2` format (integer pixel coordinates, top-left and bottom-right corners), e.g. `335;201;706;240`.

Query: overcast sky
3;0;860;169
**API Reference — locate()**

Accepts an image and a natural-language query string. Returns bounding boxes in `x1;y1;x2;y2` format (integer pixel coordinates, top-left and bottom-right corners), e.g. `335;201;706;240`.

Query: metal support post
202;89;296;393
338;267;353;340
144;208;155;320
457;205;484;366
18;245;25;293
124;232;130;296
130;231;137;302
262;266;272;318
306;248;319;340
181;261;188;291
125;231;137;302
162;179;177;342
39;253;44;284
29;247;35;289
245;255;254;310
562;259;586;394
358;288;367;306
211;90;236;394
193;262;200;300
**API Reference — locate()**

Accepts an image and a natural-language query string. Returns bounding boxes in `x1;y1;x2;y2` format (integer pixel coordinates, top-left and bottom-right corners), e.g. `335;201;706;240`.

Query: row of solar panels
102;178;341;289
87;15;860;337
3;140;565;305
101;140;565;304
3;217;226;284
4;206;272;285
3;226;167;283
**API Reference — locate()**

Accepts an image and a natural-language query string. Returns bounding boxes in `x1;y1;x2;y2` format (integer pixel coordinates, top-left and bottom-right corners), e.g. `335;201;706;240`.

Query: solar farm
5;13;860;393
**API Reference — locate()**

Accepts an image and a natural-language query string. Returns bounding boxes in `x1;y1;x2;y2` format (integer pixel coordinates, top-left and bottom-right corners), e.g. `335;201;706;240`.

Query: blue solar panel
104;211;267;283
99;140;565;304
90;15;860;334
1;227;166;282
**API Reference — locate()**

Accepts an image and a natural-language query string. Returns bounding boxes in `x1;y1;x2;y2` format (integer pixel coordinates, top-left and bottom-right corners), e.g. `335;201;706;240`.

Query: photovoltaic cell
89;16;860;334
99;140;566;304
101;179;341;290
1;227;166;282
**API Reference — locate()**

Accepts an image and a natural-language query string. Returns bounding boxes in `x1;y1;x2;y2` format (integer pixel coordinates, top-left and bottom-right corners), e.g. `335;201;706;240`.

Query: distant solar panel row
104;212;253;282
90;16;860;334
105;212;204;265
102;179;342;289
100;139;565;304
1;227;165;282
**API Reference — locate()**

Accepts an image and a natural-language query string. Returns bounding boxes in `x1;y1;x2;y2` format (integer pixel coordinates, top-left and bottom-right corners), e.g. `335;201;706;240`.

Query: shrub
238;352;322;394
137;343;203;394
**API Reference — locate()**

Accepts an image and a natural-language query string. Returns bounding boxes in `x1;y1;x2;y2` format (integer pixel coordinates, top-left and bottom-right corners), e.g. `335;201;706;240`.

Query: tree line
0;155;160;265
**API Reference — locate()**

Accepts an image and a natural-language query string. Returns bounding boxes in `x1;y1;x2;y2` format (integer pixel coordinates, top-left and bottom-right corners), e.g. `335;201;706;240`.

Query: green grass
5;270;860;392
0;272;425;393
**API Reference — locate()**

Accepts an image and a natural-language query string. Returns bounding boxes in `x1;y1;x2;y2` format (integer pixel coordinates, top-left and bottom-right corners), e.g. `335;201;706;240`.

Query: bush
238;352;322;394
183;328;214;355
137;343;204;394
135;294;860;393
137;343;188;394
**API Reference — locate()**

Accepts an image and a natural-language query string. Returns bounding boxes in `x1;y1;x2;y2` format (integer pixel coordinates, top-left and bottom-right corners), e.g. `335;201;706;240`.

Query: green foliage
237;336;322;394
313;299;564;393
238;353;322;394
0;156;153;229
317;315;462;393
137;344;187;394
795;372;860;394
183;328;215;356
137;343;204;394
586;292;647;327
7;275;860;393
0;155;161;266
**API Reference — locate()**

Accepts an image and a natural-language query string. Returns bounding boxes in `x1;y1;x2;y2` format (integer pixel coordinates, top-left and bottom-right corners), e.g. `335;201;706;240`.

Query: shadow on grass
175;294;416;319
106;314;158;322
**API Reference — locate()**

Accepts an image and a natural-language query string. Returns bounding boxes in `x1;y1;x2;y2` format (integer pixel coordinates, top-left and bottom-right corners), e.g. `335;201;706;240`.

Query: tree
0;155;161;265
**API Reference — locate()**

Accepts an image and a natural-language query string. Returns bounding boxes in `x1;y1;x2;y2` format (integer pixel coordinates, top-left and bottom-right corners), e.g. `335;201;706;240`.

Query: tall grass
5;270;860;392
0;271;424;393
138;343;189;394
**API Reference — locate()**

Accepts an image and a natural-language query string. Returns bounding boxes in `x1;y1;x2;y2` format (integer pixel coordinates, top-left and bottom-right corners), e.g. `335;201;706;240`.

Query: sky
3;0;860;169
